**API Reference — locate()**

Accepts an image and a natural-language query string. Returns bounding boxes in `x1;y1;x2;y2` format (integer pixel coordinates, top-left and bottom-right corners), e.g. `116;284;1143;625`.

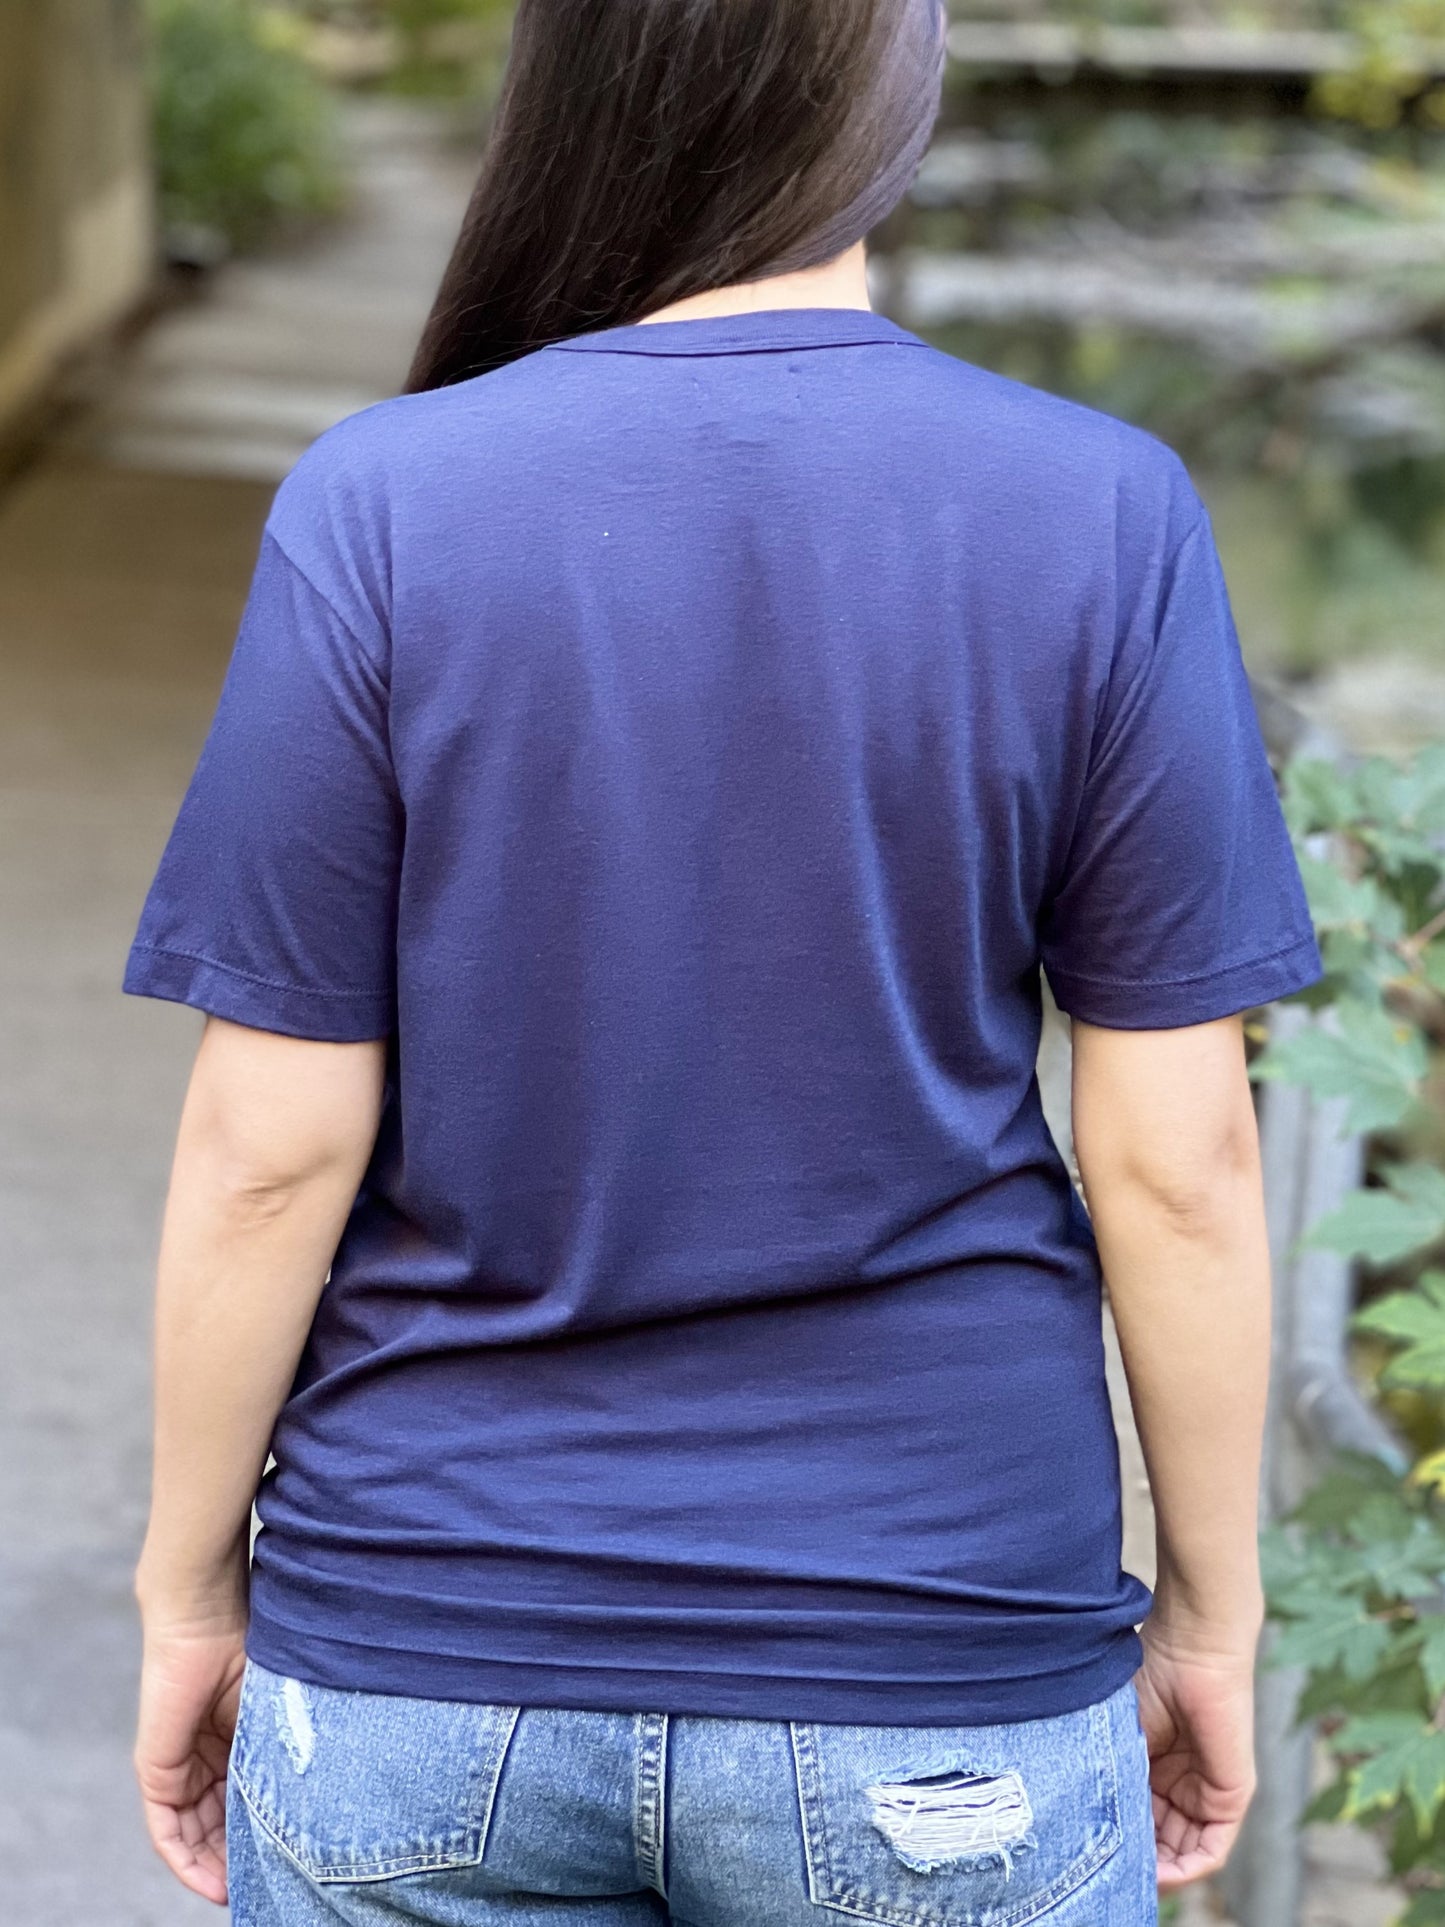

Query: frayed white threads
865;1767;1034;1875
275;1676;317;1775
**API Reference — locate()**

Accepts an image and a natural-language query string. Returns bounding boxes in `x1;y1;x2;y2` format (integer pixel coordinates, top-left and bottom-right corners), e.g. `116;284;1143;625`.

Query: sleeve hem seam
128;943;390;1003
1043;929;1318;994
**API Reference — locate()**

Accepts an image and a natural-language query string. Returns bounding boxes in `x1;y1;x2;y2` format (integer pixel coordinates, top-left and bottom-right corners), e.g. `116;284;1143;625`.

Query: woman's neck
635;242;871;325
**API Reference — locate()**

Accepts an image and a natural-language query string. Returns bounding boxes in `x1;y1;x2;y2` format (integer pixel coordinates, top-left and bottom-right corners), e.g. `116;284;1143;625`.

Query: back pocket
789;1690;1124;1927
229;1659;520;1883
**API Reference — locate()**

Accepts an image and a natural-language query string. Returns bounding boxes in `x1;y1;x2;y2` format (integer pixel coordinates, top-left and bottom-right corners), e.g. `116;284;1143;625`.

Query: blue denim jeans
226;1660;1157;1925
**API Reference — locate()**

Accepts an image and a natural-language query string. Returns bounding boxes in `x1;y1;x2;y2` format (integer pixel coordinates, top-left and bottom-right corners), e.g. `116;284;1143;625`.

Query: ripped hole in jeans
864;1765;1035;1876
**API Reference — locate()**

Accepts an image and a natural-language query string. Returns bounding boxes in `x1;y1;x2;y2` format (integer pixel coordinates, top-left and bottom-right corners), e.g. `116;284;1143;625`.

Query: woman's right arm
1070;1009;1271;1891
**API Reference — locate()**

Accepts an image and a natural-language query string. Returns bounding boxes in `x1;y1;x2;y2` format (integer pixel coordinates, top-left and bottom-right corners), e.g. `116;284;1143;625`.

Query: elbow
174;1022;385;1219
1071;1012;1265;1240
1081;1115;1262;1238
185;1108;362;1217
204;1153;317;1223
1132;1169;1255;1241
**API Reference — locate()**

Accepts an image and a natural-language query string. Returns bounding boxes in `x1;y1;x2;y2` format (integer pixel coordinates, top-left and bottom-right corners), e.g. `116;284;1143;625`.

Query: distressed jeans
227;1660;1157;1925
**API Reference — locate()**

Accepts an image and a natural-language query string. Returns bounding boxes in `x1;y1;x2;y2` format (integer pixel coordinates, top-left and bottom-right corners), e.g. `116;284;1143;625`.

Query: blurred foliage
144;0;1445;674
372;0;510;60
907;3;1445;678
1256;747;1445;1920
936;6;1445;1900
1316;3;1445;133
1265;1454;1445;1925
148;0;346;254
293;0;513;95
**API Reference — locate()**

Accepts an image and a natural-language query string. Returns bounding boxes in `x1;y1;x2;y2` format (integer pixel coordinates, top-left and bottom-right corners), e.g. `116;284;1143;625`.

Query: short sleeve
123;529;401;1040
1040;505;1323;1030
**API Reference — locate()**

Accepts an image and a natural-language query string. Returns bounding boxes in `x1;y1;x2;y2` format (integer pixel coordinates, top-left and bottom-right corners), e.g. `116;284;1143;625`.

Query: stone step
64;369;382;483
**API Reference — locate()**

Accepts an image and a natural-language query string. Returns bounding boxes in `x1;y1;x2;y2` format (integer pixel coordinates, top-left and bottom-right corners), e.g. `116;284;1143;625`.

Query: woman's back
126;303;1317;1725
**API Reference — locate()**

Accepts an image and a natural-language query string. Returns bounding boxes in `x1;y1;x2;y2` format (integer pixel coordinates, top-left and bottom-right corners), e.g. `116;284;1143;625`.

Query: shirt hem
244;1615;1145;1727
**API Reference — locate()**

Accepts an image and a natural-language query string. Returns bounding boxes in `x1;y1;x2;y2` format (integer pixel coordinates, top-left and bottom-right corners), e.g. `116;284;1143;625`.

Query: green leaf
1338;1712;1445;1828
1283;756;1359;834
1319;925;1376;984
1287;751;1371;836
1400;745;1445;836
1310;1170;1445;1268
1302;1776;1351;1825
1419;1620;1445;1703
1402;1890;1445;1926
1297;852;1382;931
1296;1660;1357;1720
1356;1512;1445;1600
1299;847;1411;941
1358;755;1410;826
1384;1789;1445;1882
1265;1514;1378;1607
1272;1596;1393;1678
1424;944;1445;997
1357;1273;1445;1390
1306;1190;1444;1268
1361;827;1445;891
1292;1455;1417;1532
1390;1167;1445;1216
1250;998;1427;1132
1300;1649;1424;1723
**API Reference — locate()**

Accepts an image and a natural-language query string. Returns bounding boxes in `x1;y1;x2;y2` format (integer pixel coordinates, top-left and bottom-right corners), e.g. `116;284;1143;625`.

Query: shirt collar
545;307;925;358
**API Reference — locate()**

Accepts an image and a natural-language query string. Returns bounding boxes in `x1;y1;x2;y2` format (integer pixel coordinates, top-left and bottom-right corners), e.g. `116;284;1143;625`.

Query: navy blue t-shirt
125;306;1323;1723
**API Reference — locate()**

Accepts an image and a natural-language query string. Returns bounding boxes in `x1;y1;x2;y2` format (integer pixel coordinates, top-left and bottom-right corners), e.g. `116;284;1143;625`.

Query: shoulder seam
1164;503;1210;583
261;525;389;675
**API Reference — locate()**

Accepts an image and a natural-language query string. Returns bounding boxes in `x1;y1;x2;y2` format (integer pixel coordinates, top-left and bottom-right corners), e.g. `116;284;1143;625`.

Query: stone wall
0;0;154;440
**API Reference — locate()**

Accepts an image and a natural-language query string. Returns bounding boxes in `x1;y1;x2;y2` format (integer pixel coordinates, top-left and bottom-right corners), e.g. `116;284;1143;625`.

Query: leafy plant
1257;744;1445;1922
148;0;346;254
372;0;508;57
1315;2;1445;132
312;0;514;94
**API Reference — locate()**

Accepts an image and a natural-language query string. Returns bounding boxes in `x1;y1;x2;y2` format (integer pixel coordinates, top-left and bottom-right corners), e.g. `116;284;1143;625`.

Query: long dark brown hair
407;0;908;391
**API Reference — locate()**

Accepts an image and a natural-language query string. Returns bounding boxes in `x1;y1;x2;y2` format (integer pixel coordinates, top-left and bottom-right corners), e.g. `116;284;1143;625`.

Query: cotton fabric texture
125;306;1325;1725
226;1659;1157;1924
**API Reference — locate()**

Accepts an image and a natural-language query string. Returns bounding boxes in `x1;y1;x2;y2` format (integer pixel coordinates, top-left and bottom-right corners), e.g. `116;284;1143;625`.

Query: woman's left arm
133;1015;386;1905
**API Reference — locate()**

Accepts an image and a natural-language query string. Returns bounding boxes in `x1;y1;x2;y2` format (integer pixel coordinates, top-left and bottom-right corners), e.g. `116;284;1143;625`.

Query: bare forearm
1092;1178;1271;1647
135;1018;385;1615
135;1174;348;1610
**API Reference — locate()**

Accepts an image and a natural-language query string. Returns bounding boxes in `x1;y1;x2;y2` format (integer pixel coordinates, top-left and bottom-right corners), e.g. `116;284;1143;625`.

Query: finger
143;1792;229;1907
1154;1807;1242;1890
1156;1840;1229;1890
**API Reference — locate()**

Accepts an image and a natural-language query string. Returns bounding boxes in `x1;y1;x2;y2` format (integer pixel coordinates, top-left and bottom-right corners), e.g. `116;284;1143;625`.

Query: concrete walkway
0;462;271;1926
67;98;475;483
0;98;470;1925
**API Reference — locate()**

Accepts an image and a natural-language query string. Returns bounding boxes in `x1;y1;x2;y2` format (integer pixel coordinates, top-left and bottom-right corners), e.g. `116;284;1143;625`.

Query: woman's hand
1135;1618;1258;1891
134;1563;249;1907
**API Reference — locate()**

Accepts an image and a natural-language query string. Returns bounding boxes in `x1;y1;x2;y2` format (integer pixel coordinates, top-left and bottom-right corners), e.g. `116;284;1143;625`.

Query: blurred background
2;3;1444;1923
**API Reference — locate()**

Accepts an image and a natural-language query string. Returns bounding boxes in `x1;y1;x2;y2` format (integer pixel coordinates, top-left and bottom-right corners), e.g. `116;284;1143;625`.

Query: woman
124;1;1324;1922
